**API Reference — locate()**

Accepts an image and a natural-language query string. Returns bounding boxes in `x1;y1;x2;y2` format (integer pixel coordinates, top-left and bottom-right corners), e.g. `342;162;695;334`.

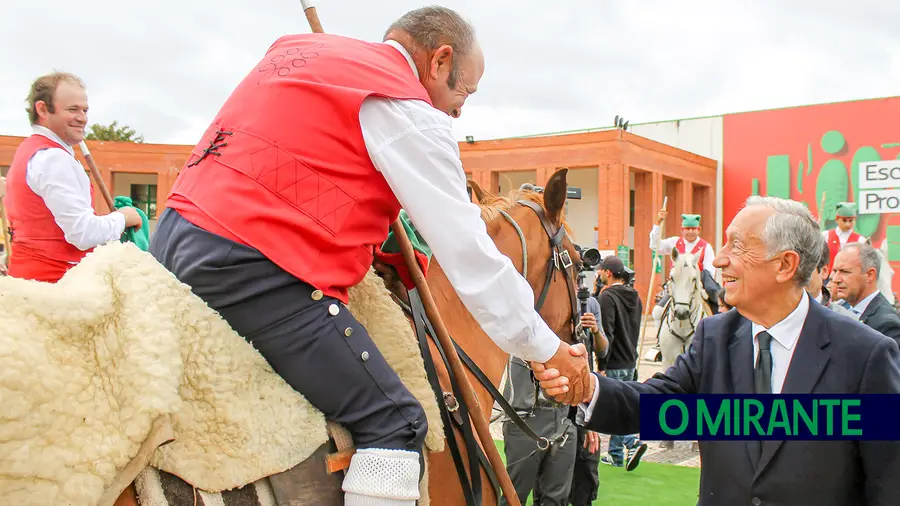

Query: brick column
596;163;628;250
633;170;664;306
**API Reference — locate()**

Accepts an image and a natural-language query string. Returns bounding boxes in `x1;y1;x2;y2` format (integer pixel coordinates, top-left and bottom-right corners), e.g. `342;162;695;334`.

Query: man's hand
580;313;599;334
532;345;597;404
117;206;142;229
531;342;592;405
584;431;600;454
657;209;667;226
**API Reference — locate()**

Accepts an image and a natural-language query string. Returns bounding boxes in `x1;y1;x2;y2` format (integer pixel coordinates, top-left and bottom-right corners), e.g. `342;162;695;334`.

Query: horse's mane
474;187;573;236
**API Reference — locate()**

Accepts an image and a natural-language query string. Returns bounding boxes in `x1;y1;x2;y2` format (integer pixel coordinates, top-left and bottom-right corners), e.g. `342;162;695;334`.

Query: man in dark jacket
832;242;900;346
595;256;648;470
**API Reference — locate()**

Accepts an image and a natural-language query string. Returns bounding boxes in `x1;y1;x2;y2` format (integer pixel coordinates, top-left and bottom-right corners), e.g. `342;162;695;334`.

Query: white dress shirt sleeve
649;224;678;254
578;374;601;423
26;148;126;251
702;242;717;277
359;97;562;363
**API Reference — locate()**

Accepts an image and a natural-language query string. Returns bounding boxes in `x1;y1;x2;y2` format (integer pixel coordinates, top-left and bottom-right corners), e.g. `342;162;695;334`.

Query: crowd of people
4;4;900;506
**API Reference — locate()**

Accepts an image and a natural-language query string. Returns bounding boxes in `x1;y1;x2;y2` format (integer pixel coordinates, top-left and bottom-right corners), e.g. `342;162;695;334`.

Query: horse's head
469;169;581;345
669;248;703;321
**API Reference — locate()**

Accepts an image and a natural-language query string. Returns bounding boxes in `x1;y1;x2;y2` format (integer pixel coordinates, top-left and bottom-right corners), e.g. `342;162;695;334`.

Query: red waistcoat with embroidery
4;134;95;282
675;237;709;267
166;33;433;303
827;228;861;273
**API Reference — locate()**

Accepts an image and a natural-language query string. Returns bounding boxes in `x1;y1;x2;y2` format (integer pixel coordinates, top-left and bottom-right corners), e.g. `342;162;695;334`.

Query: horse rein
665;274;704;342
498;199;582;344
395;199;584;506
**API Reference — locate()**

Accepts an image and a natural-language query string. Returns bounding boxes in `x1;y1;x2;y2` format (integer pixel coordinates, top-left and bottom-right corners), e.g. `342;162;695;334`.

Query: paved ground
491;318;702;469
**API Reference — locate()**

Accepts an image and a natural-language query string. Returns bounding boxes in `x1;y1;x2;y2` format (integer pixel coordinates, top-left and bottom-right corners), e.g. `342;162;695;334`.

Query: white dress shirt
822;228;867;247
649;224;716;277
357;41;560;363
851;290;880;318
26;125;125;252
750;292;809;394
579;292;811;422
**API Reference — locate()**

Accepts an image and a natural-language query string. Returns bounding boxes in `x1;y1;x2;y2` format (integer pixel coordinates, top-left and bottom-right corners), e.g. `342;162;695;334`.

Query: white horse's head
877;239;895;306
670;249;704;321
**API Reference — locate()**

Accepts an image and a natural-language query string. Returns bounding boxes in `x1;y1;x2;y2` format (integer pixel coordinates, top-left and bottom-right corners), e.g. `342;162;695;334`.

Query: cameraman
569;261;608;506
595;256;648;471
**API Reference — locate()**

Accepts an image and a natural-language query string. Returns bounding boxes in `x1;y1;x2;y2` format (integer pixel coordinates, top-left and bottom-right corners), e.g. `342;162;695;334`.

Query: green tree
85;121;144;143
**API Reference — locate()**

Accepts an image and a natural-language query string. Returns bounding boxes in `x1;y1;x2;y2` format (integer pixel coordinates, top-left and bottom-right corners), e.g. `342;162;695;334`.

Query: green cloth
380;209;432;260
835;202;858;218
113;196;150;252
681;214;701;228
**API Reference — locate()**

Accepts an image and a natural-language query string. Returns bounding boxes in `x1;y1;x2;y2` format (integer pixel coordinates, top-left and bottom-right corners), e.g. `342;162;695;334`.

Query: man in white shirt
533;196;900;506
832;242;900;346
651;209;720;313
3;72;142;282
148;8;590;505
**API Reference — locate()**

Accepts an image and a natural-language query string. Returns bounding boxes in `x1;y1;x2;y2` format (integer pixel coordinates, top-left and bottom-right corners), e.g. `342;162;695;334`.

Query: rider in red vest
148;8;590;504
650;209;720;314
823;202;866;276
3;73;143;283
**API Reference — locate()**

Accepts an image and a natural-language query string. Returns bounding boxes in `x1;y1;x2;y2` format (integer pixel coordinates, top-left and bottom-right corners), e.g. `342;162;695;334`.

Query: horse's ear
690;253;700;266
543;168;568;225
671;248;679;261
467;179;486;204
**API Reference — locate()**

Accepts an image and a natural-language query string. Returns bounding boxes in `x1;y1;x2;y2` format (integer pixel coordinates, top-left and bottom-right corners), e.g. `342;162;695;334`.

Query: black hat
599;255;626;277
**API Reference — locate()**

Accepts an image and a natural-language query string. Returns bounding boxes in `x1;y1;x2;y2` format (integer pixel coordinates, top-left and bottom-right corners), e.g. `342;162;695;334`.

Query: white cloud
1;0;897;145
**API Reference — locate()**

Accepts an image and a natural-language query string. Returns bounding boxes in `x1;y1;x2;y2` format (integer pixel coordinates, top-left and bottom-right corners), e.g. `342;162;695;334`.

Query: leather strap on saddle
325;421;356;474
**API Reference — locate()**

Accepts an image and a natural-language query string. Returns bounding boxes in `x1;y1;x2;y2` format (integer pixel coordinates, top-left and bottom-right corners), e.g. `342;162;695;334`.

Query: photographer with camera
567;247;609;506
595;255;648;471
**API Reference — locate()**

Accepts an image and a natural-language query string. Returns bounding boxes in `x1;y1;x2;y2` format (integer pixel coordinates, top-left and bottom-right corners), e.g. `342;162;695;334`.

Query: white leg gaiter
342;448;421;506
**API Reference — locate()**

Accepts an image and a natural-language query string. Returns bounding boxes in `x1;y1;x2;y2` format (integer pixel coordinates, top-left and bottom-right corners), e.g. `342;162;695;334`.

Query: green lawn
494;440;700;506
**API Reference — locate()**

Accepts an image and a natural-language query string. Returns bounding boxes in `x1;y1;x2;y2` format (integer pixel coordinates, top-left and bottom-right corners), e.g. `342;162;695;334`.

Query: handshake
530;341;596;406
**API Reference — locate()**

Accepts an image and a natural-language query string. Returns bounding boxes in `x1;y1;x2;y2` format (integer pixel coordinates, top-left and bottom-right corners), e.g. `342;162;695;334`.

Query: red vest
4;134;94;282
167;34;433;303
826;228;861;274
675;237;709;267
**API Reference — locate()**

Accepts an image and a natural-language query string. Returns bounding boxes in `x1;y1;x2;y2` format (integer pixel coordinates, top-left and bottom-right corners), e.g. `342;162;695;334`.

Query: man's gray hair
840;242;882;279
744;196;822;286
384;6;476;86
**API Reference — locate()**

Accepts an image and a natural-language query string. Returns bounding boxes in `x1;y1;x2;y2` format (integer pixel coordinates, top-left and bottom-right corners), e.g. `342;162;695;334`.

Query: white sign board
860;190;900;214
859;160;900;190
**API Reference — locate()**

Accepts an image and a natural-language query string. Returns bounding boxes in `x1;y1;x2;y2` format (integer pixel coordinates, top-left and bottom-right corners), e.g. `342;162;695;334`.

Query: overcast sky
1;0;897;145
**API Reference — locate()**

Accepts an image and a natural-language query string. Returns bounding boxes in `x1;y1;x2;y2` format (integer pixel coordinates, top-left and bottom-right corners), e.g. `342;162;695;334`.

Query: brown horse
114;168;582;505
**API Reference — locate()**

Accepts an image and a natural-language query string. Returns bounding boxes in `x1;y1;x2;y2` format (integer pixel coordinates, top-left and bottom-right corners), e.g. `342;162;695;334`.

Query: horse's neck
423;261;509;418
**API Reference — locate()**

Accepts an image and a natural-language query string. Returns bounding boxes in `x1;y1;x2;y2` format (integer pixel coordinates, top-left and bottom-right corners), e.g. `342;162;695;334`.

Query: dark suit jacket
584;293;900;506
859;292;900;347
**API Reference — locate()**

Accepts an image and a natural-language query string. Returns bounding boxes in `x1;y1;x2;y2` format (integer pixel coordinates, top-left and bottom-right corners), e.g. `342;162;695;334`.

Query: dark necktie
754;331;773;394
750;331;774;466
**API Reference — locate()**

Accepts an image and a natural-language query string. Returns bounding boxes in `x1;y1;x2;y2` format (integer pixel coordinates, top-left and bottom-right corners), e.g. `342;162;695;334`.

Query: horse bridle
665;274;703;342
498;199;582;342
396;199;585;506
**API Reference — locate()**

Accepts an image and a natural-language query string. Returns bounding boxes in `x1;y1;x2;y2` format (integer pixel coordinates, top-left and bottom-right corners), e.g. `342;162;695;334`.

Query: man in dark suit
533;196;900;506
832;242;900;346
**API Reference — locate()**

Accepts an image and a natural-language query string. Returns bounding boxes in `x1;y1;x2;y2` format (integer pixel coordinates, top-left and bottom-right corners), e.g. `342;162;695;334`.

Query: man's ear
429;45;454;80
776;251;801;284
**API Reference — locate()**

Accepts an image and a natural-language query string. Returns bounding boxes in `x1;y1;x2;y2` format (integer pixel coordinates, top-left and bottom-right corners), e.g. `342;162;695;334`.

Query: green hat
681;214;701;228
835;202;858;218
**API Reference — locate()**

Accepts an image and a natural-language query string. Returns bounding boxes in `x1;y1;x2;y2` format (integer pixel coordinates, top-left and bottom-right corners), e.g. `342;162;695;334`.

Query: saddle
0;242;444;506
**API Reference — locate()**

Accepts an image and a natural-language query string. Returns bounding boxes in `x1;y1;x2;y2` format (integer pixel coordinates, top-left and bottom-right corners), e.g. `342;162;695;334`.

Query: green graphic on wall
753;130;900;250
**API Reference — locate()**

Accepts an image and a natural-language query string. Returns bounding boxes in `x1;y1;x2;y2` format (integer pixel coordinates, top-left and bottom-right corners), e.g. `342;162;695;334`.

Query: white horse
658;249;713;369
656;249;712;451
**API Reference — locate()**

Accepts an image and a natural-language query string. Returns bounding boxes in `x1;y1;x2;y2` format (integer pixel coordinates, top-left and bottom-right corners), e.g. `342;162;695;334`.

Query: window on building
629;190;635;226
130;184;157;220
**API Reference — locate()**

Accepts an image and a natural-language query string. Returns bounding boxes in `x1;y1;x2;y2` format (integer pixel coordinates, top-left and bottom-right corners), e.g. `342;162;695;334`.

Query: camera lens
581;248;602;268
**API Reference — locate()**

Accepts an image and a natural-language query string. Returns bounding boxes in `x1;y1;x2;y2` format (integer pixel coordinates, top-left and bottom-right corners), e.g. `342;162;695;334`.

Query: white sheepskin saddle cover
0;242;443;505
